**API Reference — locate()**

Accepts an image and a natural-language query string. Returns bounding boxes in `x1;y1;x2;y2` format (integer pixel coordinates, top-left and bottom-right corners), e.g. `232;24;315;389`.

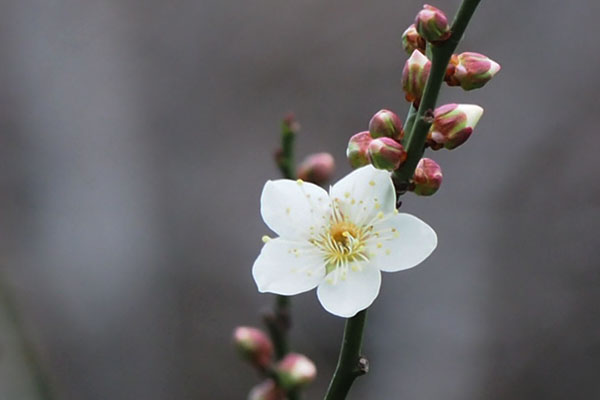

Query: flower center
310;217;371;280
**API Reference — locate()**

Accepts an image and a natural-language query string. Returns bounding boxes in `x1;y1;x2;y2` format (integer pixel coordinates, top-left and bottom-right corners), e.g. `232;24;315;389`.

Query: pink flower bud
276;353;317;390
248;379;285;400
414;4;451;43
368;137;407;171
369;109;404;141
297;153;335;185
402;24;426;55
233;326;273;369
445;52;501;90
411;158;443;196
402;50;431;104
427;104;484;150
346;131;373;168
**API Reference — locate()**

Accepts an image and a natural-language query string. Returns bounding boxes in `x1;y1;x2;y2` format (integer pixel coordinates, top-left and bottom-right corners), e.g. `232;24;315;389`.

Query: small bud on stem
411;158;443;196
445;52;501;90
346;131;373;168
233;326;274;370
276;353;317;390
368;137;407;171
402;50;431;104
368;109;404;141
402;24;426;55
297;153;335;185
414;4;451;43
427;103;483;150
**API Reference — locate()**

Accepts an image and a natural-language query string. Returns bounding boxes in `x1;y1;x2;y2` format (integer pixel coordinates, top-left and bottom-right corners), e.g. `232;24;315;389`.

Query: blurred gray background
0;0;599;399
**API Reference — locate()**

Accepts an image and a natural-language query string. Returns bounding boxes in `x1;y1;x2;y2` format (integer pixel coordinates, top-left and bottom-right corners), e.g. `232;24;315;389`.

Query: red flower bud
411;158;443;196
414;4;451;43
275;353;317;390
402;24;426;55
368;137;407;171
445;52;501;90
402;50;431;104
233;326;273;369
427;104;483;150
346;131;373;168
297;153;335;185
368;109;404;141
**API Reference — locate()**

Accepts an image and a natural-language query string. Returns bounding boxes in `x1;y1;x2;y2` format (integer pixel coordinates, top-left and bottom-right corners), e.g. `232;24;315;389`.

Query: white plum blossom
252;165;437;317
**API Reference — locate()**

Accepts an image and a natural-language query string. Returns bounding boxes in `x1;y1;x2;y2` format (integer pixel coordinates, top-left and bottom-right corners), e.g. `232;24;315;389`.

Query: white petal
366;213;437;272
261;179;330;239
252;238;326;295
316;265;381;318
329;165;395;225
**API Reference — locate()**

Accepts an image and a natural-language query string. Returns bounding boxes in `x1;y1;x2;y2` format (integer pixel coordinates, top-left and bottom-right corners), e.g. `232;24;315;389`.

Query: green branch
323;310;368;400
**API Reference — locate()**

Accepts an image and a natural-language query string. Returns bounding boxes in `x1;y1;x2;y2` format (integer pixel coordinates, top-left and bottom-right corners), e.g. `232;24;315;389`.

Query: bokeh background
1;0;599;399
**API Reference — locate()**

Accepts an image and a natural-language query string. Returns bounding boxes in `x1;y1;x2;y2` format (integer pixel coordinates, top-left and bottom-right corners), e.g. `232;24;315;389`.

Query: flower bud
297;153;335;185
346;131;373;168
275;353;317;390
368;137;407;171
411;158;443;196
369;109;404;141
402;24;426;55
248;379;285;400
402;50;431;104
445;52;501;90
427;104;484;150
414;4;451;43
233;326;273;369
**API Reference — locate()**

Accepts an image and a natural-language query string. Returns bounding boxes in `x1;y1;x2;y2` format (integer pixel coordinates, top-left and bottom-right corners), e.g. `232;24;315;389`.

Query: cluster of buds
401;5;500;104
296;152;335;186
427;103;483;150
233;327;316;398
445;52;501;90
347;109;407;171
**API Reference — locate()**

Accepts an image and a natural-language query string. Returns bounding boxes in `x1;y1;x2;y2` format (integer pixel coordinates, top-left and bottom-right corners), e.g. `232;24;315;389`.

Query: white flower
252;165;437;317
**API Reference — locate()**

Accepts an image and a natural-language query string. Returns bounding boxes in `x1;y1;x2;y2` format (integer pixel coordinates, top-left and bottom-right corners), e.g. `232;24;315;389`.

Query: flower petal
316;265;381;317
367;213;437;272
329;165;395;225
261;179;330;239
252;238;326;296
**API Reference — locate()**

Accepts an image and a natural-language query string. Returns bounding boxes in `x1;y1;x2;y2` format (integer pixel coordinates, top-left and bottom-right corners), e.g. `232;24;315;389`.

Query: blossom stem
323;310;368;400
393;0;482;187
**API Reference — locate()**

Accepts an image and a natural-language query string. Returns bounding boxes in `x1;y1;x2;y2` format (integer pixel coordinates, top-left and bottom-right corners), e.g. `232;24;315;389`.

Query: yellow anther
377;211;384;219
344;192;351;198
261;235;272;243
296;179;303;185
377;243;383;249
369;180;375;186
